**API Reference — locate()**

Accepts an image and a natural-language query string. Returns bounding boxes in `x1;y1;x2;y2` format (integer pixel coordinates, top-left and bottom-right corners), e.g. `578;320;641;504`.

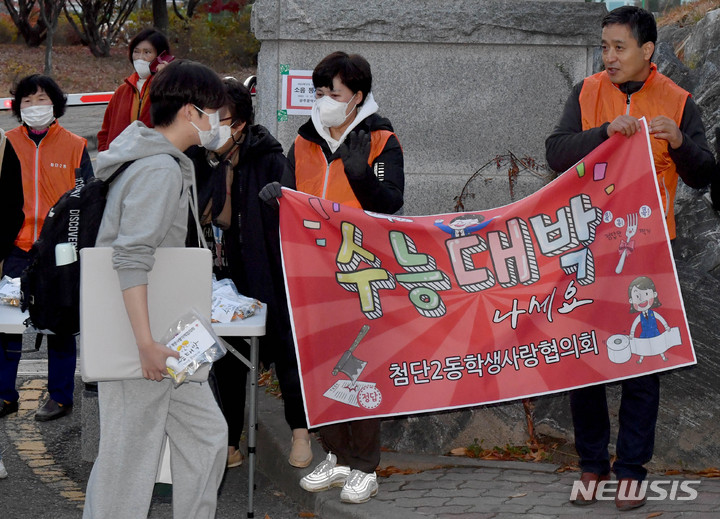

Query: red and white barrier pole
1;76;256;111
0;92;114;110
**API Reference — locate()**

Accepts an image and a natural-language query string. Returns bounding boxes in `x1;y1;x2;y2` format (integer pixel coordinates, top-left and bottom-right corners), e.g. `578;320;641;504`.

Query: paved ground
0;338;309;519
257;379;720;519
3;104;720;519
3;349;719;519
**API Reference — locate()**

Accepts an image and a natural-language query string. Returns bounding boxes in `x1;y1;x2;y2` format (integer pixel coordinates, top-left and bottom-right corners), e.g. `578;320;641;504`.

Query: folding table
213;308;267;519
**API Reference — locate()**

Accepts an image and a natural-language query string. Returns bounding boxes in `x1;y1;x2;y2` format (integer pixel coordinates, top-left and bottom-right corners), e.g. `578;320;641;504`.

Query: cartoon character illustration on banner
434;213;495;237
606;276;682;364
323;324;382;410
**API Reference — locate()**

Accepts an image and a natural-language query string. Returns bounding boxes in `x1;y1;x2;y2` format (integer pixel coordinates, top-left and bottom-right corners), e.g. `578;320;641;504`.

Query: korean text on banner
279;118;694;428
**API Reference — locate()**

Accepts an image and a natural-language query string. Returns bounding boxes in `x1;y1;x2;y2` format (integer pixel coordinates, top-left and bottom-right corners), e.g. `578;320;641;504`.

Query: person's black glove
259;181;283;208
339;130;371;179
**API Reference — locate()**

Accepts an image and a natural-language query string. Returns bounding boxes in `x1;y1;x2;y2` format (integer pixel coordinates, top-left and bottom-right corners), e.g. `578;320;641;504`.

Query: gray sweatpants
83;378;228;519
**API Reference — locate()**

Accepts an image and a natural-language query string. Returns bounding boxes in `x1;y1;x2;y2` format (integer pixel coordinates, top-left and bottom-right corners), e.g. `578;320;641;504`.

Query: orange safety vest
7;123;86;251
294;130;394;209
579;63;689;239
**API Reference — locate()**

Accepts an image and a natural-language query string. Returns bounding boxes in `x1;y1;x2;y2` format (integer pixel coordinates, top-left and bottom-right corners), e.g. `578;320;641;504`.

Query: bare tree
185;0;203;18
153;0;169;33
168;0;205;23
2;0;52;46
37;0;66;75
64;0;136;57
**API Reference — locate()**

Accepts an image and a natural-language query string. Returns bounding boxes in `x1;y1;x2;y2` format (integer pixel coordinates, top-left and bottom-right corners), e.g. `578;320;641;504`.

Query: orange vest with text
579;64;689;239
7;123;86;251
294;130;394;209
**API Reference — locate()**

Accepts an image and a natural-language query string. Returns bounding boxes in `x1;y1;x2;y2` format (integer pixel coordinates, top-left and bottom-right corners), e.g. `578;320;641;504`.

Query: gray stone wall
251;0;606;215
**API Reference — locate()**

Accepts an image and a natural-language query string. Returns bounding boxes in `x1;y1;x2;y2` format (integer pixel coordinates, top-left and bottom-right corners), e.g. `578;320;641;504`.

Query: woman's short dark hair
223;78;254;127
313;51;372;106
10;74;67;122
128;28;171;64
149;60;225;127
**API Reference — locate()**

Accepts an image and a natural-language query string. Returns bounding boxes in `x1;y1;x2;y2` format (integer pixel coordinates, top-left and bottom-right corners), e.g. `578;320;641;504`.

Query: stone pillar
251;0;607;215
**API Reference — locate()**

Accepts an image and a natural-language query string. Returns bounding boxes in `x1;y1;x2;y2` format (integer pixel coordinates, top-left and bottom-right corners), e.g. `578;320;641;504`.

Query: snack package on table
162;309;227;386
0;276;21;307
211;276;263;323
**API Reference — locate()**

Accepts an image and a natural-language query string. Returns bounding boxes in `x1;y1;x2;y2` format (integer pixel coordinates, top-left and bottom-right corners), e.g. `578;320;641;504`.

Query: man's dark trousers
570;373;660;481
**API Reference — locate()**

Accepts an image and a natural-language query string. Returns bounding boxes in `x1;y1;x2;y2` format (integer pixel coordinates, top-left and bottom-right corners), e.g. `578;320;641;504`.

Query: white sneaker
299;453;350;492
340;469;378;504
0;459;7;479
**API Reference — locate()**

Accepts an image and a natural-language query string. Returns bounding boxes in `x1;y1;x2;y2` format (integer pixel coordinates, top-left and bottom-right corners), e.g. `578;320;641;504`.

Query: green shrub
230;5;260;66
1;58;36;93
0;13;18;44
55;14;84;46
125;9;154;35
126;6;259;70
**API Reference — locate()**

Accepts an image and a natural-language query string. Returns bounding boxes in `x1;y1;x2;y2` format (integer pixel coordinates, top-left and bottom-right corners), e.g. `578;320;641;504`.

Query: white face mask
191;106;231;151
20;105;55;129
133;59;152;79
315;93;356;128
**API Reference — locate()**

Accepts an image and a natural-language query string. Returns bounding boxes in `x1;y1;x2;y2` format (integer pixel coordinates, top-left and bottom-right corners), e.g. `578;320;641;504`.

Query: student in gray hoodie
83;60;228;519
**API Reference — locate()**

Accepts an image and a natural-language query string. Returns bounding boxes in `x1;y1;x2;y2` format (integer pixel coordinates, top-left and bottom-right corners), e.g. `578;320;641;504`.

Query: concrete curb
254;387;561;518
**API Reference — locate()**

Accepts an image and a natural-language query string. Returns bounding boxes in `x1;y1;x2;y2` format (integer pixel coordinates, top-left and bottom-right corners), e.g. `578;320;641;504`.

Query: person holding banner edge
260;51;404;504
545;6;716;511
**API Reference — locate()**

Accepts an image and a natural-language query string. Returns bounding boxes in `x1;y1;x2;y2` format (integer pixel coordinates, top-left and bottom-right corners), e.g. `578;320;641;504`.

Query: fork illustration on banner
615;213;638;274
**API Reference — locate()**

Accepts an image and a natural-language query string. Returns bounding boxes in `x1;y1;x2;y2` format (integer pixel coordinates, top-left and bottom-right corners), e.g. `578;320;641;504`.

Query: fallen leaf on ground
450;447;468;456
377;465;433;477
696;468;720;478
556;464;580;473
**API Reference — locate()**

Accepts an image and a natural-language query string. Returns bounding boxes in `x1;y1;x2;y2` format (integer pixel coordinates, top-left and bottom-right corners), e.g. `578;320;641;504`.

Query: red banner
279;119;695;428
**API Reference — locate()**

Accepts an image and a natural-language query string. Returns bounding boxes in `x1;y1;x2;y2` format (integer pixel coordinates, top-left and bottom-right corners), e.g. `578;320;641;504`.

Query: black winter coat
188;125;292;357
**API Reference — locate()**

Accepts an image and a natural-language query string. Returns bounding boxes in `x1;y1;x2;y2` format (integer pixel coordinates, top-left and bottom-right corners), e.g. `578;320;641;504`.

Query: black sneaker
0;400;18;418
35;398;72;422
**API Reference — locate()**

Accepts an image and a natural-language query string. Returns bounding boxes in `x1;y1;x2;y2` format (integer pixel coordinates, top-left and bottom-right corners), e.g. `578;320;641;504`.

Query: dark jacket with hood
188;125;291;351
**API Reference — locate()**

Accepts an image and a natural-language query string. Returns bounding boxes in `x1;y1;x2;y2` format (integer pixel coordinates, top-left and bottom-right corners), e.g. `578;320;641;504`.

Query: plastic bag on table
211;276;263;322
161;309;226;386
0;276;21;307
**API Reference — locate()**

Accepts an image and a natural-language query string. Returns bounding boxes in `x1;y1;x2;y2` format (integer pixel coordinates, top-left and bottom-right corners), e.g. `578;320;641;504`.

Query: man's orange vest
294;130;394;209
7;123;86;251
579;63;689;239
